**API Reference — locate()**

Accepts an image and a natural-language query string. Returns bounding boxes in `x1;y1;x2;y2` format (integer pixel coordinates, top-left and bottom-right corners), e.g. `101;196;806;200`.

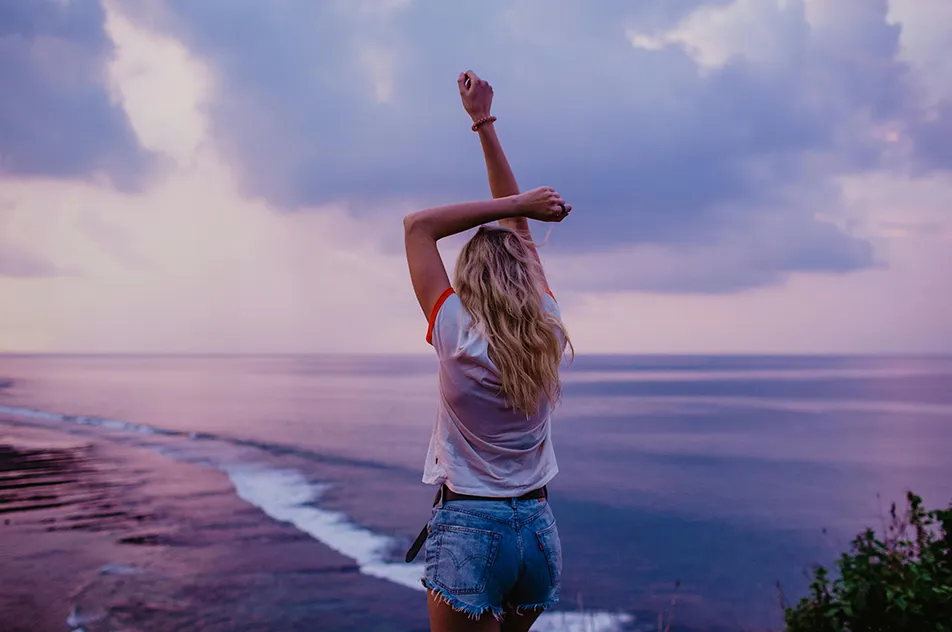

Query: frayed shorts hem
508;590;560;615
423;579;506;622
422;579;560;622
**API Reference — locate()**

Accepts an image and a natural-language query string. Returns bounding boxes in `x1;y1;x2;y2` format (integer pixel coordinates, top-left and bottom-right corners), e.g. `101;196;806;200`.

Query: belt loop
509;495;517;509
436;484;445;509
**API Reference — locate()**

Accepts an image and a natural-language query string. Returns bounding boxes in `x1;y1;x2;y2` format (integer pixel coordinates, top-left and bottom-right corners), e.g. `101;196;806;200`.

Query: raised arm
404;188;570;320
458;71;550;289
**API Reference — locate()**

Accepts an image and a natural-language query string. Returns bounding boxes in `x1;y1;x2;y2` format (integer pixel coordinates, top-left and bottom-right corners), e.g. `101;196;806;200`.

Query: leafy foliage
784;492;952;632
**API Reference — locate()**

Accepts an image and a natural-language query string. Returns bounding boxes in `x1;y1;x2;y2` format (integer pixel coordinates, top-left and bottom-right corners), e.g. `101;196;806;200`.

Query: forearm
404;196;522;241
478;123;519;199
476;123;532;235
473;125;550;292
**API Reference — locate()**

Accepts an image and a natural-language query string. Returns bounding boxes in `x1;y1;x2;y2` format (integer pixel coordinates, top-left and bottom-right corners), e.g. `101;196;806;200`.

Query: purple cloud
9;0;950;293
0;244;65;277
911;103;952;170
0;0;153;188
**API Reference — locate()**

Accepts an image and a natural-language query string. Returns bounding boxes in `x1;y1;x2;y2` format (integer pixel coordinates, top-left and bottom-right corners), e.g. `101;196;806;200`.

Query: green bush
784;492;952;632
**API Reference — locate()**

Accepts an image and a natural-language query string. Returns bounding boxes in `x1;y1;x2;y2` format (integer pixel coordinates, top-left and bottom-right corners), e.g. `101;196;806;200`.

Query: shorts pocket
534;522;562;587
433;524;501;595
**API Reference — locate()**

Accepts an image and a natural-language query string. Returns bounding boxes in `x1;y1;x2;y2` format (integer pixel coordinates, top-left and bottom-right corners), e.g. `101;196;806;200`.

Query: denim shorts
421;496;562;621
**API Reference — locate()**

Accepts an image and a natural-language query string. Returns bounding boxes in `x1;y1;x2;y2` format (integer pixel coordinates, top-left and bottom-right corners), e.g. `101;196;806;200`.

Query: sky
0;0;950;354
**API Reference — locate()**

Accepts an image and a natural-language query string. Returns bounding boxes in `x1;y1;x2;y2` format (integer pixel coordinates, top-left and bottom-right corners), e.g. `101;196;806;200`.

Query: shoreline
0;414;643;632
0;417;431;631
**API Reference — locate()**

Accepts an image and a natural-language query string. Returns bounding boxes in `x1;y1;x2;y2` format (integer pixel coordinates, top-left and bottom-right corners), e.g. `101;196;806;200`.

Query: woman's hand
515;187;572;223
458;70;493;121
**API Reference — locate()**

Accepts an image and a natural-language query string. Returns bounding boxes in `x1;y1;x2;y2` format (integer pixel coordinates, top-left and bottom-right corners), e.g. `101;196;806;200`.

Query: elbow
403;211;427;236
403;212;418;233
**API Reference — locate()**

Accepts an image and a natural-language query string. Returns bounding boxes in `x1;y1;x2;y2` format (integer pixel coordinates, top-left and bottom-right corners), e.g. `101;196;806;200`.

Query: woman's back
423;290;565;496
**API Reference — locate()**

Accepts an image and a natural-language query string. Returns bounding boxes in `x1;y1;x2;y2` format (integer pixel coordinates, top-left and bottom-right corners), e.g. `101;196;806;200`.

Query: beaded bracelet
471;115;497;132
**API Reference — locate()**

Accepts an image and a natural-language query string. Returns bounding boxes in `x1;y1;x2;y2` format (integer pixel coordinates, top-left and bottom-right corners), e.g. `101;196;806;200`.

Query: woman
403;70;573;632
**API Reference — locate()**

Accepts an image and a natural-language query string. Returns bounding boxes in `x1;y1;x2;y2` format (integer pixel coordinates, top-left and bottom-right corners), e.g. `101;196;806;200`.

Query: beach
0;418;436;632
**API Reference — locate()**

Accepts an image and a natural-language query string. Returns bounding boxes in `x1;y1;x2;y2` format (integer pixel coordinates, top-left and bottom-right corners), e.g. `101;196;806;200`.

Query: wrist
504;193;525;216
475;120;496;136
470;114;496;132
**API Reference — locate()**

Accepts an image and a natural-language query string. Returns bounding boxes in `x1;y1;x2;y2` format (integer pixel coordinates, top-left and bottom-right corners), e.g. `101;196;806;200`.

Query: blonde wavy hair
454;225;573;416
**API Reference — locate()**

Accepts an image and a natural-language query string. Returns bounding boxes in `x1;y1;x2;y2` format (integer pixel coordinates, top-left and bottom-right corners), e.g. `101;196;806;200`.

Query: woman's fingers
525;187;571;221
460;70;493;94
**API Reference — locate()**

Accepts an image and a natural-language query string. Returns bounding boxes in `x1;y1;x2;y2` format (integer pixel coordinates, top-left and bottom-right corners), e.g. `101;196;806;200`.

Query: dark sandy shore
0;418;430;631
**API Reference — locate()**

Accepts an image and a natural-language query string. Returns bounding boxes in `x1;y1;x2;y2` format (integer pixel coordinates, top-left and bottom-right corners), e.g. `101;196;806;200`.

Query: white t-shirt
422;287;565;496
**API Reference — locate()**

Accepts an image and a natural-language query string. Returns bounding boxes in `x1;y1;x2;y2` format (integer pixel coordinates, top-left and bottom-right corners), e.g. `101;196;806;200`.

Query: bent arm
475;122;550;291
404;196;523;319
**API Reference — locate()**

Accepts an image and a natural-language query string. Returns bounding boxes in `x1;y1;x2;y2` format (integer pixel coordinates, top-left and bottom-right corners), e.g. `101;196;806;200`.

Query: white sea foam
223;465;428;591
532;612;639;632
99;563;142;576
223;465;634;632
0;405;166;435
66;604;104;629
0;405;64;422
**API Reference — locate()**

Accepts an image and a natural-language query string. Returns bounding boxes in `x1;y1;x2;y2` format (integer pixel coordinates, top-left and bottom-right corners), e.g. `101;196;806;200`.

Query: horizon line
2;351;951;359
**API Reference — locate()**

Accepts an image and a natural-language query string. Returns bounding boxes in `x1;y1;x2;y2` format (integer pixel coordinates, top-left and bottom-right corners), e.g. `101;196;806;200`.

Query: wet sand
0;418;431;631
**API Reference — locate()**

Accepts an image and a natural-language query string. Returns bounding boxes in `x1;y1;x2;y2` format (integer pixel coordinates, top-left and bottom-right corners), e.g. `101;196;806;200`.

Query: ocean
1;354;951;631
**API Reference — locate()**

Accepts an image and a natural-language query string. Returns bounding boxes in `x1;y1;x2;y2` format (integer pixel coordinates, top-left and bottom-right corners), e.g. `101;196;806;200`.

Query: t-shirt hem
422;470;446;486
423;466;559;497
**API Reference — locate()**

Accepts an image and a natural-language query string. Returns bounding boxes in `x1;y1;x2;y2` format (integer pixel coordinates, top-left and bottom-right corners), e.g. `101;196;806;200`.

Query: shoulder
542;289;561;319
426;288;458;346
428;289;474;357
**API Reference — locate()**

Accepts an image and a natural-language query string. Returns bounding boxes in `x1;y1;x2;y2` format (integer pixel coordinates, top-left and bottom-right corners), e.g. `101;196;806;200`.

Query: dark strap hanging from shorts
404;486;444;563
404;484;548;563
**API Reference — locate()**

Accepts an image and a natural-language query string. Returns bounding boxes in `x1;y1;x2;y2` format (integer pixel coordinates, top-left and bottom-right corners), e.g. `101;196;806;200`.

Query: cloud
546;208;876;294
0;243;66;277
111;0;927;291
6;0;950;295
0;5;420;354
909;102;952;171
0;0;154;188
128;0;860;220
877;220;945;238
0;1;949;353
888;0;952;105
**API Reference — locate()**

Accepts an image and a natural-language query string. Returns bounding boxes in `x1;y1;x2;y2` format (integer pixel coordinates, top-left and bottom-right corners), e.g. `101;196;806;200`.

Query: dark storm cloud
34;0;950;290
121;0;796;223
0;0;152;188
910;104;952;171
